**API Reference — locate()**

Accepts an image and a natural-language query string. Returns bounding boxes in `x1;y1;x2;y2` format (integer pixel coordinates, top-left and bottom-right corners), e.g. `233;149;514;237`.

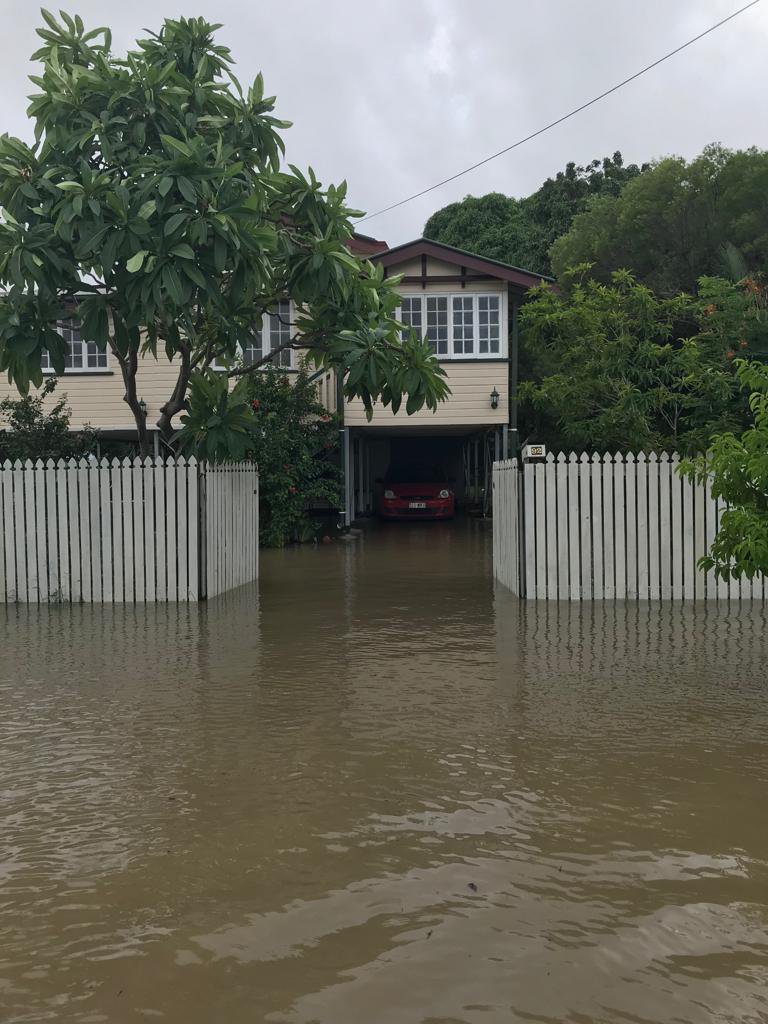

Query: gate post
198;461;208;601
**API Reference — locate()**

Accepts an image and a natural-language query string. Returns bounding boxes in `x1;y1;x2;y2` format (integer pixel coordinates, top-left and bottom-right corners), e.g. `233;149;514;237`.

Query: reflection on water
1;520;767;1023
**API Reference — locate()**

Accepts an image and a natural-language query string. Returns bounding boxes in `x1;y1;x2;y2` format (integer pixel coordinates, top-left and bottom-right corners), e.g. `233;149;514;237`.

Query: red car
379;469;455;520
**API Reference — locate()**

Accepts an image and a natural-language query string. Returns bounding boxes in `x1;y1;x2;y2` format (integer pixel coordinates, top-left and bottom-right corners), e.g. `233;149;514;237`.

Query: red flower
289;485;297;495
251;399;260;410
739;339;748;349
726;349;736;361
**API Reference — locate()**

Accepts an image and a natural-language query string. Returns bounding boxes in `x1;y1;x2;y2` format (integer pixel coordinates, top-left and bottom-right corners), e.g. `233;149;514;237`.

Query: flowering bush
242;365;342;547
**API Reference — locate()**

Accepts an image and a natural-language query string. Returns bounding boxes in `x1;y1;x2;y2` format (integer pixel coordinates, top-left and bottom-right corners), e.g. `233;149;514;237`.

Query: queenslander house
0;235;550;521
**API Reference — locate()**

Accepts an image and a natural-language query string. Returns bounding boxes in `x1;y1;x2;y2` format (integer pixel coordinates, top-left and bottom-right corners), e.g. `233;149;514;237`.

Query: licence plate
409;502;426;509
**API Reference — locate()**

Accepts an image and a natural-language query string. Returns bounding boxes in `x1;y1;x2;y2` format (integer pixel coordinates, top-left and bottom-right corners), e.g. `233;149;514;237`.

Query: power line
358;0;762;224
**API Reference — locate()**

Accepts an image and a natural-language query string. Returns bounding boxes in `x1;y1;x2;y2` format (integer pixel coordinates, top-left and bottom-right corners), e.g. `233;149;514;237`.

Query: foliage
550;145;768;294
682;359;768;579
176;363;341;546
518;271;768;453
424;152;644;275
0;11;448;452
175;369;255;462
241;365;342;548
0;376;98;460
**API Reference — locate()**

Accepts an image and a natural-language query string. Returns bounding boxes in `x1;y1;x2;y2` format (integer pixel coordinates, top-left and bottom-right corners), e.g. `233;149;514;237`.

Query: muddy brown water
1;521;768;1024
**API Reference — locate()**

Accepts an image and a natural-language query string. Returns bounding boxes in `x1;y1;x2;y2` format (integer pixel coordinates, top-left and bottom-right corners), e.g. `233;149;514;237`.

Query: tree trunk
157;345;192;446
115;348;150;456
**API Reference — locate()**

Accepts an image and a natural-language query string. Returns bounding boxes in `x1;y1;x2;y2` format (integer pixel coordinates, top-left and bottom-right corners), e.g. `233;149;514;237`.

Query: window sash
41;319;108;372
397;293;503;359
213;301;293;370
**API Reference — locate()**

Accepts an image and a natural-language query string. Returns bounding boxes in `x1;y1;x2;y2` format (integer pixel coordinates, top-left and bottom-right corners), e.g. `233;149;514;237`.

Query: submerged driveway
2;521;768;1023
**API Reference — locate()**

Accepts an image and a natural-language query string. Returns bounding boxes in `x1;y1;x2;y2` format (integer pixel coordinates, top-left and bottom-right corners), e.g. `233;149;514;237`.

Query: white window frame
41;319;109;373
396;292;507;360
213;300;295;371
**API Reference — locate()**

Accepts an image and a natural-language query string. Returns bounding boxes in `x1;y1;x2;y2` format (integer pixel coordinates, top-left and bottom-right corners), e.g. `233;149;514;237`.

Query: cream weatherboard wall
344;361;508;428
0;354;182;432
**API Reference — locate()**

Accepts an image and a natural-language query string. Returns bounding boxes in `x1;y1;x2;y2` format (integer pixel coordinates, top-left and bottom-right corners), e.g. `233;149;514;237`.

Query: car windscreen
385;465;449;483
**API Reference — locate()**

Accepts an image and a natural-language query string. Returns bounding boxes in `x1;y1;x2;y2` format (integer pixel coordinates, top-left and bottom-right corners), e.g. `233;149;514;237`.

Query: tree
0;376;98;460
518;271;765;454
550;145;768;294
683;357;768;579
0;12;448;453
424;152;644;276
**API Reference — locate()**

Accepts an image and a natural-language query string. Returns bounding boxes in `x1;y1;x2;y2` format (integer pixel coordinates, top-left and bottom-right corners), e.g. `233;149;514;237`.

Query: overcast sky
1;0;766;247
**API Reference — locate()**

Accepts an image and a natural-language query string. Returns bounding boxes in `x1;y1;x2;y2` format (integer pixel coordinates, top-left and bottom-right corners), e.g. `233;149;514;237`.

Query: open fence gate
492;453;767;602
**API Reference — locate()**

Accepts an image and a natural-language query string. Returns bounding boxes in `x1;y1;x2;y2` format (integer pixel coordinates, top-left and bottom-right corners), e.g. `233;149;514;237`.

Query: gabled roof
372;237;553;290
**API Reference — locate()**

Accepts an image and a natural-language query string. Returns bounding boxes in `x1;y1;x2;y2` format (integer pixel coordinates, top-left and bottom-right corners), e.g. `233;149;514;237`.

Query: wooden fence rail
492;453;766;601
0;457;258;603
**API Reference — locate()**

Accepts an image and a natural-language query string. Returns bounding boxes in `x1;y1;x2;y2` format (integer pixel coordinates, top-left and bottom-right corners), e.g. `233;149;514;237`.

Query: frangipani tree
0;11;448;451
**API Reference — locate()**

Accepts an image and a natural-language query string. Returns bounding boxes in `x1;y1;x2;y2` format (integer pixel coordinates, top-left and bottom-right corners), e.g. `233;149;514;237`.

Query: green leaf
164;212;187;236
126;250;147;273
170;243;195;260
160;134;192;158
137;200;156;220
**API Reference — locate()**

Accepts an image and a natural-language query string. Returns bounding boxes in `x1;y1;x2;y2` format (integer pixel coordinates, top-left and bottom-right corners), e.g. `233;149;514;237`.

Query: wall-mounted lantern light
489;387;500;410
138;398;148;419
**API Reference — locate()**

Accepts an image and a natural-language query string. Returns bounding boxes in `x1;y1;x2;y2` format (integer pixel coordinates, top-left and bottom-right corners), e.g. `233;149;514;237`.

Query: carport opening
348;429;501;521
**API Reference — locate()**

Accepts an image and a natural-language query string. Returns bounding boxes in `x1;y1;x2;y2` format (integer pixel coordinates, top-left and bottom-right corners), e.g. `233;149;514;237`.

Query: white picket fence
493;452;766;601
0;457;258;603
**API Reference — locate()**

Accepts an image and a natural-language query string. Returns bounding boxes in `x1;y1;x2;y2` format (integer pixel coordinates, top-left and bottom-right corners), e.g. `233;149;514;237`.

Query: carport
342;425;507;522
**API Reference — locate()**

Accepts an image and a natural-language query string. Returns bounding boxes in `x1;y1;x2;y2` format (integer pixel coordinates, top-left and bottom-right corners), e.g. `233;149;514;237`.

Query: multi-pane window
40;319;108;372
400;296;423;340
241;323;263;366
268;299;292;368
478;295;501;354
452;296;474;355
425;296;448;355
213;301;293;369
396;293;504;358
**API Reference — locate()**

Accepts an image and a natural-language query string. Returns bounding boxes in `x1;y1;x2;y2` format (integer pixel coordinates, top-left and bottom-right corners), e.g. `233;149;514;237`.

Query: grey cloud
0;0;766;248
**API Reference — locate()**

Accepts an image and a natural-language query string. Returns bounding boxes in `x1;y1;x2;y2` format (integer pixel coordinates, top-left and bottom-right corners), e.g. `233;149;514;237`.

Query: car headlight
438;489;450;498
384;489;396;499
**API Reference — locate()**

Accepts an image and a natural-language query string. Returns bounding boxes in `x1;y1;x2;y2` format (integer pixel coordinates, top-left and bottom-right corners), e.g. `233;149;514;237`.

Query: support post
509;291;520;458
343;427;352;527
502;424;509;461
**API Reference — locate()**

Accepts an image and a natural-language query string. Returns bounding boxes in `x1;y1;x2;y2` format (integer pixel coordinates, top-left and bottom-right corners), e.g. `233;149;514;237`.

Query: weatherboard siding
344;361;509;428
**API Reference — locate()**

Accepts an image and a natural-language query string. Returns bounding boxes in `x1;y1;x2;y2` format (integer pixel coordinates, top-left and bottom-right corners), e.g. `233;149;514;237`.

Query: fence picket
568;453;580;601
14;461;29;602
579;453;592;600
22;461;39;603
613;452;626;599
591;454;604;599
624;454;637;600
636;453;649;600
1;461;15;601
34;460;48;602
176;457;188;601
658;453;672;601
187;459;199;601
165;459;177;601
556;453;569;600
523;462;535;599
545;456;557;598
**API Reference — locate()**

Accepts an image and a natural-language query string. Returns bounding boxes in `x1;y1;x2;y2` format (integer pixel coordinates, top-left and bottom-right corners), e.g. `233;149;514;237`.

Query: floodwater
1;521;768;1024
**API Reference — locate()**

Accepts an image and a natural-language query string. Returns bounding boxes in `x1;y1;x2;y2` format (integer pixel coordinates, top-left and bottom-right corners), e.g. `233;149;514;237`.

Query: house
339;236;549;522
0;235;550;520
